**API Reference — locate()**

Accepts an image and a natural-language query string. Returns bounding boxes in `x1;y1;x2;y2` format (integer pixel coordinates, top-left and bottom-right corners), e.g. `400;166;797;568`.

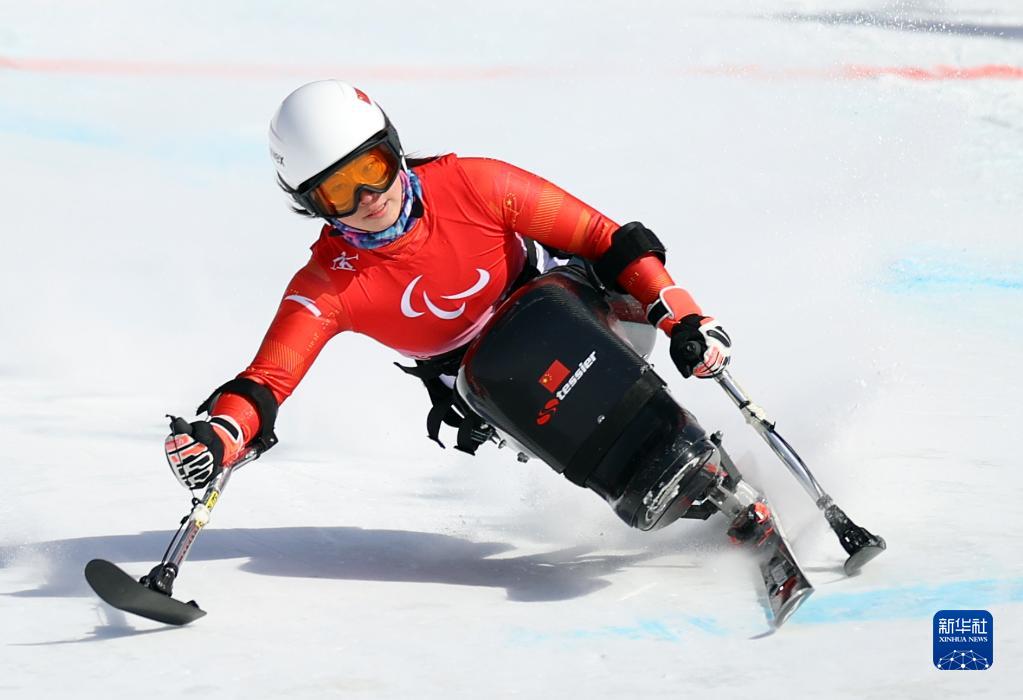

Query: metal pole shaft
164;449;259;569
714;370;830;507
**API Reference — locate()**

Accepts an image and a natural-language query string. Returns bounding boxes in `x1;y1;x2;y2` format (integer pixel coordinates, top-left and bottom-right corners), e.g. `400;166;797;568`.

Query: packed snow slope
1;1;1020;697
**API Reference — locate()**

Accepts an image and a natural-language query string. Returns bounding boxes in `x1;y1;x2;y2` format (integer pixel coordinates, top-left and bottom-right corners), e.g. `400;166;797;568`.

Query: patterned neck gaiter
328;169;422;250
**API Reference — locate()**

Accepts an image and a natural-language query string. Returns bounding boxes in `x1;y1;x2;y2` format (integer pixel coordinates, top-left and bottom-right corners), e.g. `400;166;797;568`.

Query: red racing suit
211;155;702;456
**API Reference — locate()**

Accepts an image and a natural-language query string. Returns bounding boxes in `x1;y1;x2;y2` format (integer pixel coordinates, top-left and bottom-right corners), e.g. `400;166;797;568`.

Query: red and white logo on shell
353;87;372;105
535;352;597;425
536;398;560;426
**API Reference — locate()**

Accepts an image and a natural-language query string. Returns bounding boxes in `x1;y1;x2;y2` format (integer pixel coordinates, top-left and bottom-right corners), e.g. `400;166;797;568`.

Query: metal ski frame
713;369;886;574
139;448;261;596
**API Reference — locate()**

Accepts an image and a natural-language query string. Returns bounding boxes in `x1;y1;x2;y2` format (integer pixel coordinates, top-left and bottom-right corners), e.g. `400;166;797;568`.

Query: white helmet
268;80;404;213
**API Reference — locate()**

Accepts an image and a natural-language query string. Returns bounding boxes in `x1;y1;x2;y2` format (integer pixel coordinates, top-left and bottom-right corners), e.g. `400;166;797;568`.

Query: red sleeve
458;157;619;258
457;158;695;316
210;259;351;445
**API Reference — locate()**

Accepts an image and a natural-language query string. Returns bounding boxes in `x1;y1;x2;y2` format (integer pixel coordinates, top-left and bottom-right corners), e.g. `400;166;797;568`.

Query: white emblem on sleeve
284;294;322;317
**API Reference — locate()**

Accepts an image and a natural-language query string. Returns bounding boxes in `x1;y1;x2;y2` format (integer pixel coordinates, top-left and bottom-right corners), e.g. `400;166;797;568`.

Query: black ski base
85;559;206;626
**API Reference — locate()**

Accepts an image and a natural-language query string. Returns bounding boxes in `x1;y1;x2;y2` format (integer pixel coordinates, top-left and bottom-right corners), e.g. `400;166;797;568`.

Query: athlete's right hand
669;314;732;379
163;416;242;490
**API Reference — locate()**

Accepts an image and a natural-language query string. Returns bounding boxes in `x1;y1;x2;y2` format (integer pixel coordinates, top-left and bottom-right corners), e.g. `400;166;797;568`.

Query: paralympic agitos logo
535;351;597;425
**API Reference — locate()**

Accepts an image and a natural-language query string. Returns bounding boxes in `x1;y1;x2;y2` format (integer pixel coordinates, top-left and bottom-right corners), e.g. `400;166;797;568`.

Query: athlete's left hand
669;314;732;378
163;415;242;490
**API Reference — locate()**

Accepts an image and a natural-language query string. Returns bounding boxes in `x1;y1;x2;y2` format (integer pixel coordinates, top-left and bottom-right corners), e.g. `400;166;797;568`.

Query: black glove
163;416;237;490
669;314;732;378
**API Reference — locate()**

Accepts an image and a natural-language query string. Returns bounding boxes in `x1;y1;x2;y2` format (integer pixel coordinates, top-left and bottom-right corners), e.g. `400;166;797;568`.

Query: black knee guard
196;377;279;452
592;222;666;293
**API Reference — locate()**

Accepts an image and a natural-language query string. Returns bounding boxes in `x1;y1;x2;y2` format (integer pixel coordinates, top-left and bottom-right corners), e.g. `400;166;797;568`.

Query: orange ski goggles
291;130;402;218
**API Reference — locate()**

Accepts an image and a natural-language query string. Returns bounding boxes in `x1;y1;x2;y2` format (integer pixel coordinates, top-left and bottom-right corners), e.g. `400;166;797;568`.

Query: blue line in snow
508;614;729;644
0;112;120;146
886;256;1023;293
792;577;1023;626
507;577;1022;643
0;108;262;167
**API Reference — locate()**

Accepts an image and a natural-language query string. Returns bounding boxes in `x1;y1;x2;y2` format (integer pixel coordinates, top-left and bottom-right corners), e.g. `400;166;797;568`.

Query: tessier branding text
555;351;597;401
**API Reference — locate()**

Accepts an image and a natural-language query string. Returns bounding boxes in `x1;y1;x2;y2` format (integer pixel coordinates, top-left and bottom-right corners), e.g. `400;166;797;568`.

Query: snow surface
1;1;1021;697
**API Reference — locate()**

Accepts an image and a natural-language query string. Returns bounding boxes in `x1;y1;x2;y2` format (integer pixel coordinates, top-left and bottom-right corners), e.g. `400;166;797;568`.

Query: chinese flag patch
539;360;570;393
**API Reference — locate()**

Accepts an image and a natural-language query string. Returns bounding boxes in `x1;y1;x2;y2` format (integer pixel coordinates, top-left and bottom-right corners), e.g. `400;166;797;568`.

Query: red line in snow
1;56;1021;81
0;56;535;80
838;64;1023;80
675;63;1023;80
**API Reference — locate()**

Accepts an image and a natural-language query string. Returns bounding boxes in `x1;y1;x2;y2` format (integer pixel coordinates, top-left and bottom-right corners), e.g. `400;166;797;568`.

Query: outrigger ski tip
843;542;887;575
85;559;206;626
